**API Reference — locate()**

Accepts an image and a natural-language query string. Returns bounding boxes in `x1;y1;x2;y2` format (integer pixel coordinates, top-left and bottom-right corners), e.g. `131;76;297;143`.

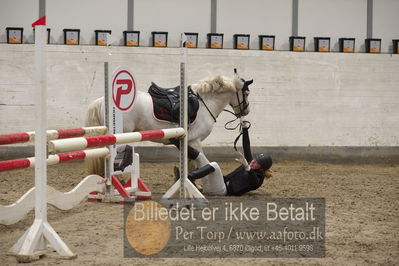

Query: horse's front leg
187;139;204;172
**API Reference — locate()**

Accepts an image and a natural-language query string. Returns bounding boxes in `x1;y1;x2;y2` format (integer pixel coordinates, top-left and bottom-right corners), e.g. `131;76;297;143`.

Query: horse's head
229;69;252;117
192;72;252;121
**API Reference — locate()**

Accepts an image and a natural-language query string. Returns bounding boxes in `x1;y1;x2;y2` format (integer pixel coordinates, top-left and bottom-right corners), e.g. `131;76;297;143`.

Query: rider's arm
242;127;253;162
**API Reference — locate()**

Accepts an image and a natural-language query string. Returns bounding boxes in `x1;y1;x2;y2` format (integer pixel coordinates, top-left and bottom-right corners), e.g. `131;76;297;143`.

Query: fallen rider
174;120;273;196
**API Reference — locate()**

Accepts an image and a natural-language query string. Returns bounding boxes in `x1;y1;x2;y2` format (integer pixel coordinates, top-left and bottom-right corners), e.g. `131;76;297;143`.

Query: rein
223;83;251;150
229;120;251;151
196;92;217;123
223;91;251;150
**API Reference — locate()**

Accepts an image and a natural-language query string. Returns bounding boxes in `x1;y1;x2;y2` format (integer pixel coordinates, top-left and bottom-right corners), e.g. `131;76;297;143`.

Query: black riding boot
174;164;215;181
188;164;215;181
174;164;215;188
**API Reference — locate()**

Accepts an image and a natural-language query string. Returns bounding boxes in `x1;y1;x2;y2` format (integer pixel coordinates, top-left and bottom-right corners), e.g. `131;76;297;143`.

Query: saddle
148;82;199;124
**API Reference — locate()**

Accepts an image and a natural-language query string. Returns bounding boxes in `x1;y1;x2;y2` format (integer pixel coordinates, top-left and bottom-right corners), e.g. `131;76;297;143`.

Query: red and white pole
48;128;185;153
0;148;109;172
0;126;107;145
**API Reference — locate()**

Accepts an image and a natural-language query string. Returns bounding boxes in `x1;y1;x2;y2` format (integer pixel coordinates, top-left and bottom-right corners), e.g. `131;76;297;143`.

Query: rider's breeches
195;153;227;196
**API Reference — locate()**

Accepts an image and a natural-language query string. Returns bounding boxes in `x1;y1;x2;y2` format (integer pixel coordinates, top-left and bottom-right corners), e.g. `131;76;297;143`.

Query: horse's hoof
188;177;198;189
173;166;180;181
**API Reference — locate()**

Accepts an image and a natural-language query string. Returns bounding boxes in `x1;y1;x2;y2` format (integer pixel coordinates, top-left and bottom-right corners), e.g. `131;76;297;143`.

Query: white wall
134;0;211;48
1;0;398;53
1;44;398;147
373;0;399;53
298;0;367;52
217;0;292;50
0;0;38;43
46;0;127;45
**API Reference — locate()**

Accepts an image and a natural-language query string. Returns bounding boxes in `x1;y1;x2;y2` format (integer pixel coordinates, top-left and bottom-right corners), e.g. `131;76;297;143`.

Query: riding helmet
255;153;272;170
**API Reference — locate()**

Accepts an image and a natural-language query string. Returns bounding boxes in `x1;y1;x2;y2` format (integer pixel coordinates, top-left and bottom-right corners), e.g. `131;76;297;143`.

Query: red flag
32;16;46;27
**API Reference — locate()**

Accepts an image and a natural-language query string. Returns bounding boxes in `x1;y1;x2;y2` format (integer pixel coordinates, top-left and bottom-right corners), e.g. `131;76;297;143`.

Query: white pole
161;35;207;206
34;24;47;222
10;21;75;261
48;128;185;153
104;62;114;198
180;34;188;199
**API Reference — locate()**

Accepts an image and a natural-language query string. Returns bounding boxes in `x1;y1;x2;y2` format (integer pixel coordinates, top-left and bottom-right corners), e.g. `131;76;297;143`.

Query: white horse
85;72;252;174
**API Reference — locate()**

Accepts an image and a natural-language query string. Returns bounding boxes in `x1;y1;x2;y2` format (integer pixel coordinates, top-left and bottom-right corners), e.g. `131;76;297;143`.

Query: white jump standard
6;18;78;262
161;33;208;206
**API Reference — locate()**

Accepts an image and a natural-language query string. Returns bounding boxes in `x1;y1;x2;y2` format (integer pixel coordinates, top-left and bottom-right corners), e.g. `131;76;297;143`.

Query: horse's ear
234;68;239;78
245;79;253;86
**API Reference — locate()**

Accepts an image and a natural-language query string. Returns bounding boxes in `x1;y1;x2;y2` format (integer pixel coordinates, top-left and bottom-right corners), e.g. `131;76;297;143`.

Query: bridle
196;79;252;124
223;77;253;151
223;78;251;119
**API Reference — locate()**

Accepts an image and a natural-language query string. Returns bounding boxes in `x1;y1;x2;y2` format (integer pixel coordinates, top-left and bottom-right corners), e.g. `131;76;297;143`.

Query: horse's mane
190;75;242;94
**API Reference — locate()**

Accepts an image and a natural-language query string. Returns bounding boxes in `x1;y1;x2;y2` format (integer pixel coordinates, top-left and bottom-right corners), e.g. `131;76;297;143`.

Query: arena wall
1;0;398;52
0;44;398;162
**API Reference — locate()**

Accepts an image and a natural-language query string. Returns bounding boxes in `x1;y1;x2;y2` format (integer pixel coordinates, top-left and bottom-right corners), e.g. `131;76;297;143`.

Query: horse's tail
85;97;105;176
85;97;103;127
